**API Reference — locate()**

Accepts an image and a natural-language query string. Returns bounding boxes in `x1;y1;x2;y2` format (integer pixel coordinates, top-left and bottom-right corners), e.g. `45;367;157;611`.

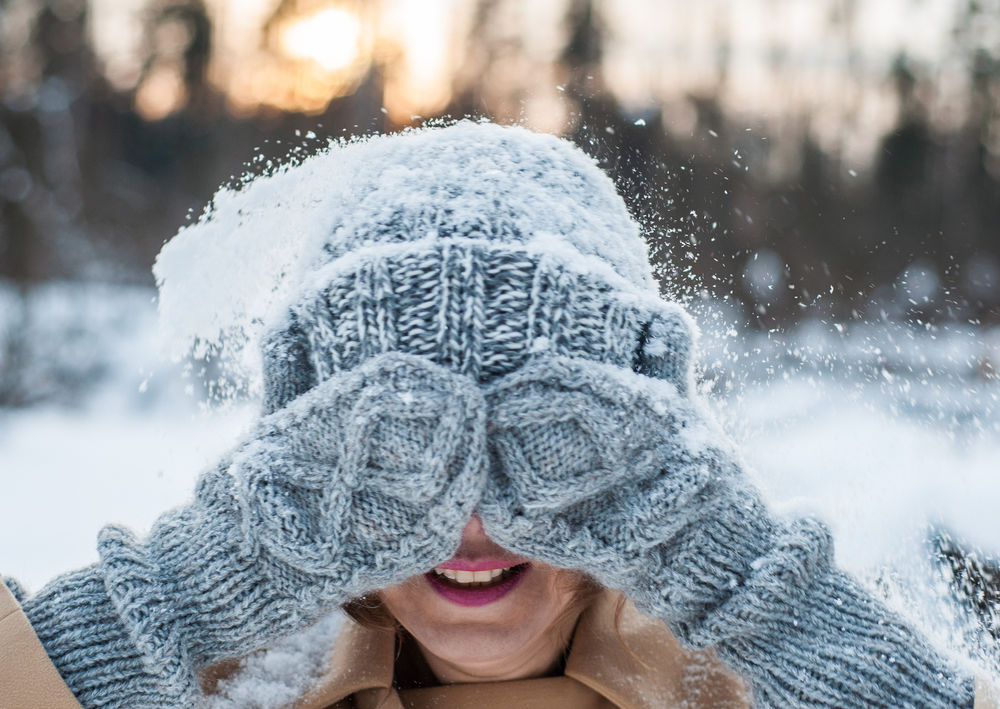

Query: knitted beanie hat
261;121;695;413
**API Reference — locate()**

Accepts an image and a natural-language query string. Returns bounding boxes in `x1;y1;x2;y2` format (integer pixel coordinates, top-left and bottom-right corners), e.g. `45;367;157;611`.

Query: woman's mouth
424;563;530;606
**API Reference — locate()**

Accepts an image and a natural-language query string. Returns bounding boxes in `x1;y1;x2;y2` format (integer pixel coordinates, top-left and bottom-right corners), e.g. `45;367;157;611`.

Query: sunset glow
82;0;975;144
134;64;187;120
378;0;461;122
279;7;362;72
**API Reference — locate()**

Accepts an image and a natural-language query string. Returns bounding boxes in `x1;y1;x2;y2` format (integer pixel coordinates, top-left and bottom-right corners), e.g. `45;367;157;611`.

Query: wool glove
479;355;975;708
21;353;486;708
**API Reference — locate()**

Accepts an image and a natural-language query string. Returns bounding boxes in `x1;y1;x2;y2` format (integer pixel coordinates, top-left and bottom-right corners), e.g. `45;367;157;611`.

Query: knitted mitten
479;355;975;708
22;353;486;708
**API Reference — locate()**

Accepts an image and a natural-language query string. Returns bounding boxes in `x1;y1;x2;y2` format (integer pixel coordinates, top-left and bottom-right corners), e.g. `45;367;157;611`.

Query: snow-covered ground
1;282;998;670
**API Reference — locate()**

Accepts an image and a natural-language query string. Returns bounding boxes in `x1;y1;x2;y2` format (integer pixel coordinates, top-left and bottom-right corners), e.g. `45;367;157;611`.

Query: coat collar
293;618;396;709
294;589;748;709
565;590;748;708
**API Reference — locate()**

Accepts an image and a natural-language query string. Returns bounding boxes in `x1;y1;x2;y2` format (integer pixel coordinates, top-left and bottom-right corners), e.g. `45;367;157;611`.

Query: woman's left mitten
480;356;976;708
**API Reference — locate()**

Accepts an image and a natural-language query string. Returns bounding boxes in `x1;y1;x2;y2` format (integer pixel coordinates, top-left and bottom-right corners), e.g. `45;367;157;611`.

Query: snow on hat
261;121;696;413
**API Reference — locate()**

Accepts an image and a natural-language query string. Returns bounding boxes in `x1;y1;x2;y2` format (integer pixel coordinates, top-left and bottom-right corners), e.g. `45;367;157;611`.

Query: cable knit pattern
23;352;486;708
262;237;692;413
479;355;976;708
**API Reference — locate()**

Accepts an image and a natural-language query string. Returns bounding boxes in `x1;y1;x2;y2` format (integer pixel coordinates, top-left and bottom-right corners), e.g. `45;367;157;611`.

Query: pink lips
425;563;530;607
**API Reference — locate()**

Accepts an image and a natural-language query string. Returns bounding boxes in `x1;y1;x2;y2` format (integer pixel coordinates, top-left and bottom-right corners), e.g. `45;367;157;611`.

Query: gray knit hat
261;121;696;413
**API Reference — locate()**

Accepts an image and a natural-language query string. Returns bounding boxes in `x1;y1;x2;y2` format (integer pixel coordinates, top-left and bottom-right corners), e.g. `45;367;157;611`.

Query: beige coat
1;578;997;708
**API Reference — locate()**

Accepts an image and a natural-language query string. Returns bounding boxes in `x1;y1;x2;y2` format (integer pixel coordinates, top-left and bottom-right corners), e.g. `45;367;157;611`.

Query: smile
424;563;530;606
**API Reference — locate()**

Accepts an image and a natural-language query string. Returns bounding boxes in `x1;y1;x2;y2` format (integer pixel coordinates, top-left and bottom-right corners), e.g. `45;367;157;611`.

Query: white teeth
432;565;517;586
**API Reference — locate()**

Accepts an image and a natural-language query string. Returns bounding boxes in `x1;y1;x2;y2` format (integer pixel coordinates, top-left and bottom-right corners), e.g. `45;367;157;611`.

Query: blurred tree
0;0;104;405
136;0;213;116
0;0;99;283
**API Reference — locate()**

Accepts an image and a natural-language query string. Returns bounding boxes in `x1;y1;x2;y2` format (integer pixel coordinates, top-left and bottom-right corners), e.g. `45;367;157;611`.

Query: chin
412;614;546;666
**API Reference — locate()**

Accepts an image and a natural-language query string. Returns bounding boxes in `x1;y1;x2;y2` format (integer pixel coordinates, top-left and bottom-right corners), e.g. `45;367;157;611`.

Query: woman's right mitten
20;352;486;708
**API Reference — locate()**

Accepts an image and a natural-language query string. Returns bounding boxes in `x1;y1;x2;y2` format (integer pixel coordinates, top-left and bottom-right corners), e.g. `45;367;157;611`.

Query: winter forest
1;0;999;683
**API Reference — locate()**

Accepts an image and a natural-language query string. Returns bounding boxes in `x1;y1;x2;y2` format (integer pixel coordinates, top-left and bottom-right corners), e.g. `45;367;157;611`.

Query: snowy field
1;281;998;670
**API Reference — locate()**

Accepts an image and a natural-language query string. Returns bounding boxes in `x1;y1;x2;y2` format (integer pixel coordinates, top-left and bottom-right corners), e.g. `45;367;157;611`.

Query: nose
447;513;525;564
461;514;487;542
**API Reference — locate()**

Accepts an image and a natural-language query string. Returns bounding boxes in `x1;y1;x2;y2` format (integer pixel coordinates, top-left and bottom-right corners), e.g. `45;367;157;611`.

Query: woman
0;122;993;708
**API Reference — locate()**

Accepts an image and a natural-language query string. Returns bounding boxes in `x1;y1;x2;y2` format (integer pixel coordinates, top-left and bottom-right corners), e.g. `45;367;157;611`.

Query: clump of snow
153;121;656;400
642;336;670;358
202;611;344;709
529;336;552;353
152;141;362;396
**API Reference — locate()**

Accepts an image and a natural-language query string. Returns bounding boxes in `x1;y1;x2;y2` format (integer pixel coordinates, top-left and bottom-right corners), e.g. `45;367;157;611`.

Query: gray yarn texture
16;122;977;708
479;354;976;708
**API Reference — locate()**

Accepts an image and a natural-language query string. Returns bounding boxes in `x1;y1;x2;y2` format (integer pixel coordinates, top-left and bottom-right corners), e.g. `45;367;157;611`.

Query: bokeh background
1;0;998;674
3;0;1000;316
